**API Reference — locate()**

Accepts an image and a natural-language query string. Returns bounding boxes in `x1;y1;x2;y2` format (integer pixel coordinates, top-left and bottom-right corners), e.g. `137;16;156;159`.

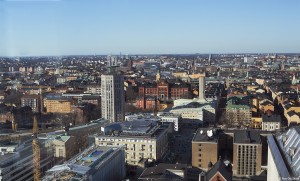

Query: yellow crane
32;115;41;181
11;113;17;132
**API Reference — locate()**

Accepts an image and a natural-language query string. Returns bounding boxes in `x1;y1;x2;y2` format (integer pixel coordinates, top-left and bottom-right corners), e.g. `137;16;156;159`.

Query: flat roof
73;146;112;167
193;128;219;143
234;130;261;144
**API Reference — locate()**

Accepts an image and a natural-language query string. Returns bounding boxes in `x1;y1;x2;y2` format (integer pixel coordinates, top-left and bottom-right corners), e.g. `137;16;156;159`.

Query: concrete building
198;73;205;99
170;75;217;126
52;135;77;160
170;98;217;126
21;94;41;113
84;84;101;95
158;113;181;132
101;73;125;123
267;127;300;181
40;119;108;154
43;145;126;181
233;130;262;177
91;120;172;166
0;140;55;181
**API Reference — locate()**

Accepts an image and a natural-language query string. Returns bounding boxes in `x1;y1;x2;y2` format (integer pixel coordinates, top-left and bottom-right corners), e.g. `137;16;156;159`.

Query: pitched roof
206;159;232;181
262;114;281;123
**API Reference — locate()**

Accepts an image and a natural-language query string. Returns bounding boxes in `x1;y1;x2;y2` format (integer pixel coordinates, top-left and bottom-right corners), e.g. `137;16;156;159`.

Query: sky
0;0;300;56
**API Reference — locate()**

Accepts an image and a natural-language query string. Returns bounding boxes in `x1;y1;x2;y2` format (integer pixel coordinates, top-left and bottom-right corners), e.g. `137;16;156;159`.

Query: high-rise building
199;73;206;99
106;55;118;67
101;73;125;123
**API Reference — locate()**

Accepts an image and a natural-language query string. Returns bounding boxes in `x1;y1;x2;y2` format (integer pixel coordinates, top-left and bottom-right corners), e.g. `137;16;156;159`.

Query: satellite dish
207;130;213;137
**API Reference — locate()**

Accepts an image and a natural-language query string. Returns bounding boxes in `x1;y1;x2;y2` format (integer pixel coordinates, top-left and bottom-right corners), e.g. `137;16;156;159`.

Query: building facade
101;73;125;123
45;94;73;113
192;129;219;171
261;114;281;131
92;121;171;166
0;140;55;181
232;131;262;176
21;95;41;113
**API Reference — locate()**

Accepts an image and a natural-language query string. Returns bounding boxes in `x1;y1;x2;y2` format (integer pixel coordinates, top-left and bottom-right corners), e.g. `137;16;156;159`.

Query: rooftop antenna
207;130;213;137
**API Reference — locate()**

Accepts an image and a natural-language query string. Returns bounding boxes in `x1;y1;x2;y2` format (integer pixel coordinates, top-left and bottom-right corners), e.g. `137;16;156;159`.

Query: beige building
251;117;262;129
191;130;219;171
45;94;73;113
52;135;77;160
92;121;172;165
286;111;300;125
261;114;281;131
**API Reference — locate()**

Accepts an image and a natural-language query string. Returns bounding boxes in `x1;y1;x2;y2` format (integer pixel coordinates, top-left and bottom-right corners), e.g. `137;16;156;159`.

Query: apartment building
261;113;281;131
45;94;73;113
21;94;41;113
226;94;251;127
91;120;172;166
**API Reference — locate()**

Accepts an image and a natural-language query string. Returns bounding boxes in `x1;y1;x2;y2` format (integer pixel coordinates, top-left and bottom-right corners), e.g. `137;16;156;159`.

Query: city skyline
1;0;300;56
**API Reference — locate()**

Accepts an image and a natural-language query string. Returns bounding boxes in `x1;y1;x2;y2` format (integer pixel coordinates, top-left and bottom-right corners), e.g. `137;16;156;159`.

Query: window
58;149;64;157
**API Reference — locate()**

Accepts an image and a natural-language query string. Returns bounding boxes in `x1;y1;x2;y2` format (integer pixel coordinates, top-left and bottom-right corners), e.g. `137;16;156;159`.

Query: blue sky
0;0;300;56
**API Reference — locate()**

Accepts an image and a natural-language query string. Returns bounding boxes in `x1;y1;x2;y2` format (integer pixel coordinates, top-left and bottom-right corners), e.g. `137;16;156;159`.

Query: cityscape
0;1;300;181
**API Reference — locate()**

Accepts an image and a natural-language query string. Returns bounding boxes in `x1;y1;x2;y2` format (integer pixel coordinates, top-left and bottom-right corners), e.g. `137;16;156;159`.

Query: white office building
158;113;181;132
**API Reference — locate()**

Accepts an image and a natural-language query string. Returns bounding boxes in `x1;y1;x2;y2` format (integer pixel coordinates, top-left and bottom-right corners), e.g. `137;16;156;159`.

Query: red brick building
138;81;190;101
135;96;157;110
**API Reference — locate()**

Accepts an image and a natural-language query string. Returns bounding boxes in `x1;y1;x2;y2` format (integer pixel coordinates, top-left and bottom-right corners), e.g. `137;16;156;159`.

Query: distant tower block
199;73;206;99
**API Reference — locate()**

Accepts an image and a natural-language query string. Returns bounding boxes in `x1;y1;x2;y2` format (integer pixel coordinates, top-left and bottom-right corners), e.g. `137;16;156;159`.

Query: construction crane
32;115;41;181
11;113;17;132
